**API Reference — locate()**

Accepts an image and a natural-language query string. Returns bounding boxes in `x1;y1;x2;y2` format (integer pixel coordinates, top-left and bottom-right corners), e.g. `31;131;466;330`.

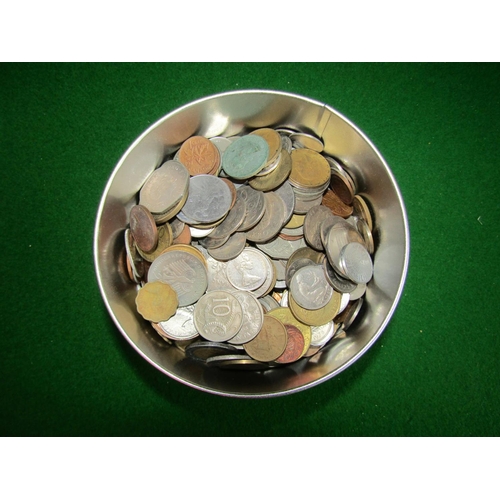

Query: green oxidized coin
221;135;269;179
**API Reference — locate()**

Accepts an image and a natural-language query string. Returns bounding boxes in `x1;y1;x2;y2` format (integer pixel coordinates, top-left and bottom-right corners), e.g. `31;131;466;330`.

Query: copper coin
178;136;219;176
172;223;192;245
129;205;158;253
274;324;305;364
322;189;353;218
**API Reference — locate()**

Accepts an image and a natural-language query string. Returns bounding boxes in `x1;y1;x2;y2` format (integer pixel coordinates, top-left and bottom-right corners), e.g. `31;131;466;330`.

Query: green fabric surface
1;62;499;437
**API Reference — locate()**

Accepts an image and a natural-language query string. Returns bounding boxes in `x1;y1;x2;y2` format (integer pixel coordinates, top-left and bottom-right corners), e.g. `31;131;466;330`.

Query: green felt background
1;63;499;437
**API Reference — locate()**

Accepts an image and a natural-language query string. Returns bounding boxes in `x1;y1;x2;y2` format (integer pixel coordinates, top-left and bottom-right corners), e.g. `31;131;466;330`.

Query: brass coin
274;324;306;364
250;128;282;167
289;291;341;326
160;243;207;269
248;148;292;192
135;281;178;323
178;135;220;176
284;213;305;229
266;307;311;357
243;315;288;363
352;194;374;231
289;149;330;189
129;205;158;253
136;223;173;262
289;132;324;152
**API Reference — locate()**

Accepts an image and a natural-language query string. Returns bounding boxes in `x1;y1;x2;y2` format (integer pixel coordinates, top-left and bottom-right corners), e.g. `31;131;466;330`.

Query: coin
226;248;268;291
243;315;288;363
290;264;333;310
303;205;336;251
310;321;335;347
335;297;364;330
147;250;208;306
322;258;357;293
207;232;246;261
323;220;364;276
227;291;264;345
326;157;357;205
274;324;305;364
193;290;244;342
185;340;240;362
222;135;269;179
129;205;158;253
178;135;220;176
136;223;173;262
205;257;235;292
155;304;198;341
289;132;324;152
339;242;373;284
285;258;315;288
289;149;330;189
250;128;282;167
248;148;292;191
135;281;178;323
356;217;375;254
349;282;367;301
245;192;287;243
321;189;353;218
172;223;192;245
256;236;306;260
204;197;246;240
180;175;232;224
236;186;266;231
288;291;341;326
206;354;269;370
139;160;189;215
352;194;374;231
266;307;311;357
272;180;295;225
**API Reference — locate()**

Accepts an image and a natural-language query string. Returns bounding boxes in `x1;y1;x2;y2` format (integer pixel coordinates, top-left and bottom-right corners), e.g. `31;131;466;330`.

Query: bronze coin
322;189;353;218
178;136;219;176
130;205;158;253
243;316;288;363
274;324;305;364
172;224;192;245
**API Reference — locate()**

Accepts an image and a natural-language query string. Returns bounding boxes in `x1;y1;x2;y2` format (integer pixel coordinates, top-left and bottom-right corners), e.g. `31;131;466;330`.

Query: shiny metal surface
94;89;410;398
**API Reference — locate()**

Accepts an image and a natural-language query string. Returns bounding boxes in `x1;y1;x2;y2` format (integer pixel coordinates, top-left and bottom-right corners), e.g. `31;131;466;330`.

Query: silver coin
303;205;336;251
310;321;335;347
342;298;364;330
180;175;232;224
339;242;373;284
285;258;315;288
320;215;346;247
169;218;185;239
272;180;295;225
256;236;307;260
226;248;268;292
258;294;281;312
198;232;230;250
207;232;246;261
245;192;287;243
349;282;367;301
227;291;264;345
190;226;216;238
279;289;289;307
193;290;243;342
338;293;351;315
290;264;333;310
280;226;304;237
157;305;198;341
236;185;266;231
324;220;364;276
210;136;232;155
356;217;375;255
139;160;189;215
204;197;246;240
249;253;275;298
255;150;282;177
147;250;208;306
289;132;324;152
271;259;287;281
322;258;357;293
205;256;236;292
185;340;239;363
293;194;323;214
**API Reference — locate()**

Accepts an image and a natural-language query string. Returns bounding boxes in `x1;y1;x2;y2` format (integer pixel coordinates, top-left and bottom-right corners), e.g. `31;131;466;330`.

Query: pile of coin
123;126;376;370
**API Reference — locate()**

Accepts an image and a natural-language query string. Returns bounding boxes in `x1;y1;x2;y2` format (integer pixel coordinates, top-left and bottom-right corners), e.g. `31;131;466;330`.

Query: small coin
135;281;178;323
222;135;269;179
352;194;374;231
179;135;220;176
129;205;158;253
243;315;288;363
226;248;269;292
193;290;244;342
139;160;189;215
227;291;264;345
136;223;173;262
274;324;305;364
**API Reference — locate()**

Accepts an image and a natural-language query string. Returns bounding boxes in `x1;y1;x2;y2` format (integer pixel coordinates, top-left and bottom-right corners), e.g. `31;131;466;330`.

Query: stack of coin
122;124;376;370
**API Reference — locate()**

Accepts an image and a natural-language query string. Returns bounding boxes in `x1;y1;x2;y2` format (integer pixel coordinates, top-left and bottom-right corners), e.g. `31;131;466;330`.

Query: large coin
227;291;265;345
290;265;333;310
180;175;232;224
139;160;189;214
148;250;208;306
222;135;269;179
193;290;244;342
156;305;198;341
289;149;330;189
243;315;288;363
236;186;266;231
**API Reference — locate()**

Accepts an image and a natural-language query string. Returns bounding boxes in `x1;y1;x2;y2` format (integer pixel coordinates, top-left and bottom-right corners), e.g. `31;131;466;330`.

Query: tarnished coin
322;258;357;293
180;175;232;224
256;236;306;260
226;248;269;292
266;307;311;357
193;290;244;342
147;250;208;306
319;214;346;247
139;160;189;215
227;291;265;345
250;128;282;168
136;223;173;262
135;281;178;323
322;189;353;218
248;148;292;191
273;180;295;225
124;228;145;282
236;186;266;231
205;197;246;240
178;135;220;176
243;315;288;363
290;265;333;310
285;257;315;288
207;232;246;261
339;242;373;284
303;205;336;251
289;149;330;189
222;135;269;179
274;324;305;364
185;340;239;362
289;132;324;152
155;304;198;341
288;291;341;327
245;192;287;243
129;205;158;253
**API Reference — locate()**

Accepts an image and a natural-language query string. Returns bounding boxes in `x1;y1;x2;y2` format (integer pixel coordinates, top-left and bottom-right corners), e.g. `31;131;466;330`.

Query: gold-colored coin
352;194;374;231
289;149;330;189
243;315;288;363
135;281;178;323
284;213;305;229
136;223;173;262
250;128;282;167
160;243;207;269
266;307;311;358
288;291;341;326
248;148;292;191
